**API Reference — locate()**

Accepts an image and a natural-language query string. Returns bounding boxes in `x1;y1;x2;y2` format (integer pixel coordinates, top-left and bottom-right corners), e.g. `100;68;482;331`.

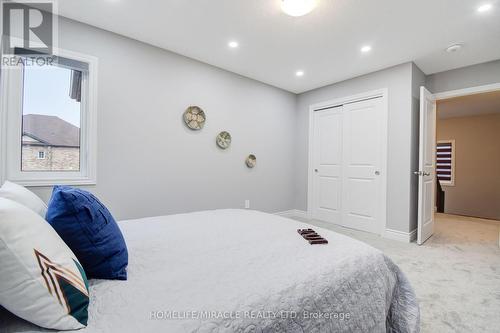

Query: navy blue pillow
46;186;128;280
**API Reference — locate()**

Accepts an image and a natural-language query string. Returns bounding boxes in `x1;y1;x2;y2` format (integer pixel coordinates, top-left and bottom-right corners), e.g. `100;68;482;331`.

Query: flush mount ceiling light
446;43;463;53
477;4;492;12
281;0;318;17
228;41;239;48
295;70;305;77
361;45;372;53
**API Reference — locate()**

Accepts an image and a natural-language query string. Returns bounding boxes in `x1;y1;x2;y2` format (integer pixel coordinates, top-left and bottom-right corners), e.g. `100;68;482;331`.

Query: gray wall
295;63;415;233
437;114;500;220
426;60;500;93
4;13;499;230
25;17;298;220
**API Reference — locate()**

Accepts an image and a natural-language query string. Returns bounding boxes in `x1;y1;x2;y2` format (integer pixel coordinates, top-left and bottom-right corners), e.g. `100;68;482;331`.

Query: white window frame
436;139;455;187
37;151;46;160
0;47;98;186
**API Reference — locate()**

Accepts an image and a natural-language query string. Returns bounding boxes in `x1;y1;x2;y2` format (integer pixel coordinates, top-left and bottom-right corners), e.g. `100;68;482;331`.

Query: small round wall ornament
183;106;206;130
216;131;232;149
245;154;256;168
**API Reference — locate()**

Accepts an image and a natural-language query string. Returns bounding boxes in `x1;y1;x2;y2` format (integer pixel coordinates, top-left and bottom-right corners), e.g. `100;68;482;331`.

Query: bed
0;209;419;332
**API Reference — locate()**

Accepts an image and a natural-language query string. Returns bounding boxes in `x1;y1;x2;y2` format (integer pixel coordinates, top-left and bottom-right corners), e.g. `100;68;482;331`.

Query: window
436;140;455;186
21;65;81;172
1;49;97;186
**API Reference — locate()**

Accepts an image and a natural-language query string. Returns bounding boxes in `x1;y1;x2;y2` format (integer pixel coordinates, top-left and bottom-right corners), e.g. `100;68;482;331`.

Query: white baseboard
384;228;417;243
275;209;308;219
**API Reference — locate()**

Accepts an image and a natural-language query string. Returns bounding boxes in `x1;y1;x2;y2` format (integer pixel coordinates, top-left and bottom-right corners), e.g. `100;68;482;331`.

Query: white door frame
417;82;500;243
432;82;500;178
433;82;500;101
307;88;389;236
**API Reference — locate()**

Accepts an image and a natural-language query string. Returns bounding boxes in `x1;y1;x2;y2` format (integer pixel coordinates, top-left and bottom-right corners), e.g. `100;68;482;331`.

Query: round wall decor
216;131;232;149
183;106;206;130
245;154;256;168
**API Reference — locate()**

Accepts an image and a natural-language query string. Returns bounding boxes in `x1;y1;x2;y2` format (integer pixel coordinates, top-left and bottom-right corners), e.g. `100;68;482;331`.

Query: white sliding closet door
311;107;343;224
310;96;385;235
341;98;384;234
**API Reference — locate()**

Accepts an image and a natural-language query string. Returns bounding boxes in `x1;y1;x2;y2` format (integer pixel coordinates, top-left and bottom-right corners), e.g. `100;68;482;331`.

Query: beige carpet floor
292;213;500;333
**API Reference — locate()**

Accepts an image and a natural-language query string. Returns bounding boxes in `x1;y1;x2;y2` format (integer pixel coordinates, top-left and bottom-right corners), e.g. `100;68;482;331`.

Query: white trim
0;47;98;186
308;89;387;110
384;228;417;243
274;210;308;219
307;88;389;236
0;62;8;185
433;83;500;101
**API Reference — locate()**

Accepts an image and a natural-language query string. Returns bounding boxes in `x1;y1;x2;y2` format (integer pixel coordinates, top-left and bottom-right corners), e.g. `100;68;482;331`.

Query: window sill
5;177;96;187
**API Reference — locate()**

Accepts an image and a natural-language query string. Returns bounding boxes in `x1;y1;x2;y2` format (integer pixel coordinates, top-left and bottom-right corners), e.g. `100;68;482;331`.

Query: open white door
417;86;436;245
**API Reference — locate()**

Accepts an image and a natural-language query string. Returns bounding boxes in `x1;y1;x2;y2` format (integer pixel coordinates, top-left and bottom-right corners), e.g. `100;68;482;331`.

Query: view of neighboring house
22;114;80;171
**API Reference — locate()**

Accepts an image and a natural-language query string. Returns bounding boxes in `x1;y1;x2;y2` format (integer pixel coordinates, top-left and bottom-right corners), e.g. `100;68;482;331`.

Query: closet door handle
314;169;318;173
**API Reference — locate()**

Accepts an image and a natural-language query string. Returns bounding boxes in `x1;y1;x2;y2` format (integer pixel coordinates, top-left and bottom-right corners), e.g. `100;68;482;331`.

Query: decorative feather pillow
0;197;89;330
0;180;48;217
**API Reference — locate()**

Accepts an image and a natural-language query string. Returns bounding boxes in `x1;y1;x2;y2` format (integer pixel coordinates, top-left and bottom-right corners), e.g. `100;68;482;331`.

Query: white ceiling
437;90;500;119
57;0;500;93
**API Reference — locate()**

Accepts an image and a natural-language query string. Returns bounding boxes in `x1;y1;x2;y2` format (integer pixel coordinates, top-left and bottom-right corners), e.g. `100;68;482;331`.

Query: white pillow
0;197;89;330
0;181;48;217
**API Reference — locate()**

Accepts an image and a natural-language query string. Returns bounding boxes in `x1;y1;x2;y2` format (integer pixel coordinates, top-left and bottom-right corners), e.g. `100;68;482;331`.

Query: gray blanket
0;210;419;332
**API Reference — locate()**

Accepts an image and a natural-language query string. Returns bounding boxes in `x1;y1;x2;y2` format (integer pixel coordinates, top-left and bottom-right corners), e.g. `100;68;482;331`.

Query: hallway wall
436;113;500;220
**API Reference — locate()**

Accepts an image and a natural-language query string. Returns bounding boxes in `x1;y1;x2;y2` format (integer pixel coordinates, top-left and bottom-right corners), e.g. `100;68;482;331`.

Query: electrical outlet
245;200;250;209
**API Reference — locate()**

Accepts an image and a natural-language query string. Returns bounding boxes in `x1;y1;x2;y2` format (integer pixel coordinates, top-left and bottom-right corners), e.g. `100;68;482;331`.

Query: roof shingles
22;114;80;147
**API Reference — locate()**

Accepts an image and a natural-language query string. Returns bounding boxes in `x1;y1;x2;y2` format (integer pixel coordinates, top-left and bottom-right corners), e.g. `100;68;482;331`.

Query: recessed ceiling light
295;70;305;77
477;4;492;12
228;41;239;48
446;43;463;53
361;45;372;53
281;0;318;17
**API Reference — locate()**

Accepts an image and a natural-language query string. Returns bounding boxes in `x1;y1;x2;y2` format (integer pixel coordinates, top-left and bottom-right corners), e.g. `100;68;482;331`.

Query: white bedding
0;209;419;332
